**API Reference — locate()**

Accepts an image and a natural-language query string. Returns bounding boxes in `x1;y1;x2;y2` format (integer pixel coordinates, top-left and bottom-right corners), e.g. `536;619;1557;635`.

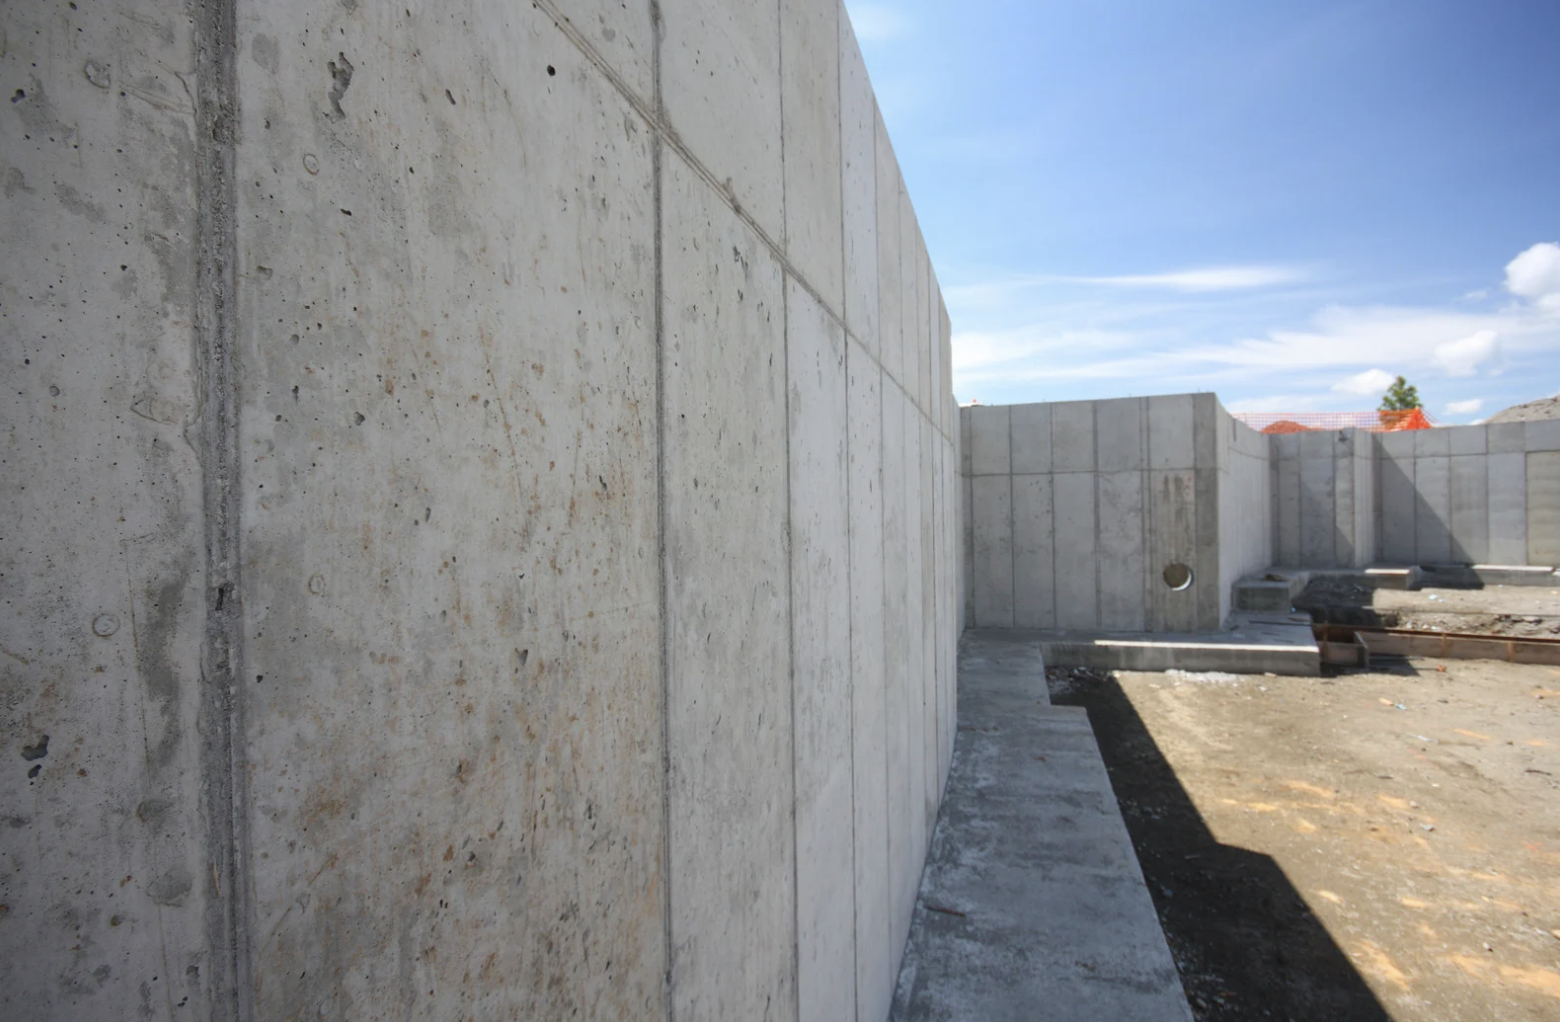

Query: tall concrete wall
0;3;959;1020
1271;428;1378;569
962;394;1242;633
1377;421;1560;567
1215;406;1277;626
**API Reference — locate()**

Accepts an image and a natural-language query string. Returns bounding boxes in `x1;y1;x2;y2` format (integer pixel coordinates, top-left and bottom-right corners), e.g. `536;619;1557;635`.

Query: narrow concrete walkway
891;632;1193;1022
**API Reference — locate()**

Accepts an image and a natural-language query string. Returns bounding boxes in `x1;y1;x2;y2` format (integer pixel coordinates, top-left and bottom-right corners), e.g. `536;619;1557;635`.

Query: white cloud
1070;265;1306;292
1432;329;1499;377
1506;242;1560;311
1446;398;1483;415
1332;368;1396;396
845;3;912;42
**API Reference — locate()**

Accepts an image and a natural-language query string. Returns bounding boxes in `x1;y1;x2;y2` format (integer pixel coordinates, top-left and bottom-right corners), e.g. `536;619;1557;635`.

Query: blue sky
846;0;1560;422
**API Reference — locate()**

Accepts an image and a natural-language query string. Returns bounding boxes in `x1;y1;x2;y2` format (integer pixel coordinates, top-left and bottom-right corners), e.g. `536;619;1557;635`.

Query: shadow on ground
1051;669;1394;1022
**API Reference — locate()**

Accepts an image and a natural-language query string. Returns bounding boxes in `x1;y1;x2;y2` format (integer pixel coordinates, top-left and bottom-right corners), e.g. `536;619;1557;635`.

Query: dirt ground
1049;656;1560;1021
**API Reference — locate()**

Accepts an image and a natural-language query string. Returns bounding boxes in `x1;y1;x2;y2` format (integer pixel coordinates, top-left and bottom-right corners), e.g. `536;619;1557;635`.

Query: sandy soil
1050;657;1560;1021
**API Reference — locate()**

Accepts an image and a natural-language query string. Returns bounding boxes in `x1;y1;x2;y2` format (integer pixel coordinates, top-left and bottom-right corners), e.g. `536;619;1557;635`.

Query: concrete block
1053;474;1099;629
969;405;1012;476
1052;401;1097;473
845;341;891;1022
1378;451;1417;564
972;477;1016;628
1487;421;1526;454
1487;452;1528;565
1147;471;1198;632
1448;425;1487;456
1193;394;1219;469
661;0;784;241
0;7;211;1013
1148;394;1196;470
1529;452;1560;566
1013;475;1056;629
1097;397;1147;472
1298;458;1336;566
1415;428;1452;457
875;109;903;388
1335;454;1357;567
661;155;794;1022
1010;403;1053;474
1097;472;1147;630
1276;458;1302;566
239;10;669;1017
1414;455;1452;564
1447;455;1489;565
787;280;853;1022
1527;419;1560;452
781;0;844;318
880;379;912;977
901;396;928;938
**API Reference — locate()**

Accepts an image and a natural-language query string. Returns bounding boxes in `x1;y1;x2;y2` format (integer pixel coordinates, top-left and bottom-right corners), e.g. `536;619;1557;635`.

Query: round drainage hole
1162;563;1194;591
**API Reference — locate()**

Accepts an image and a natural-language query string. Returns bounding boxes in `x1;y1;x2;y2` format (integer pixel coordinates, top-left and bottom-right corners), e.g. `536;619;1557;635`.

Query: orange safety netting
1232;409;1437;434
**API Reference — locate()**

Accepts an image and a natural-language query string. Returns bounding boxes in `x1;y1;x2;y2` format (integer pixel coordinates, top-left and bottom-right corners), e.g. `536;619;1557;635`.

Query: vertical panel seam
194;1;249;1019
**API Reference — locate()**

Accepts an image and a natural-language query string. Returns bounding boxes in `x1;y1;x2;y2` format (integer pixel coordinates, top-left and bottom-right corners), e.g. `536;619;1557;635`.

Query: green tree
1379;375;1422;411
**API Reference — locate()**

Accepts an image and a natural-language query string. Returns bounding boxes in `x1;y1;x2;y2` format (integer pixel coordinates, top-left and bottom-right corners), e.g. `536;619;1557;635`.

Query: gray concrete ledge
891;633;1192;1022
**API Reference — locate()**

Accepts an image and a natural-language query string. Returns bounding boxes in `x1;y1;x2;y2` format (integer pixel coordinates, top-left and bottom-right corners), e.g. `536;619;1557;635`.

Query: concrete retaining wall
1216;406;1278;626
1271;428;1378;569
1377;421;1560;567
961;394;1246;632
0;3;958;1020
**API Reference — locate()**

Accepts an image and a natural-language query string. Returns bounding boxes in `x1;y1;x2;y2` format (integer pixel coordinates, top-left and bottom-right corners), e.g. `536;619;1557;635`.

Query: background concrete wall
1216;406;1277;625
1377;421;1560;567
1271;427;1378;569
962;394;1239;633
0;2;959;1020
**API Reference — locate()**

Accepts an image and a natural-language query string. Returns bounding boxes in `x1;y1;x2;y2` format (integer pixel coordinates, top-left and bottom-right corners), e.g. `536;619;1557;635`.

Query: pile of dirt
1487;394;1560;423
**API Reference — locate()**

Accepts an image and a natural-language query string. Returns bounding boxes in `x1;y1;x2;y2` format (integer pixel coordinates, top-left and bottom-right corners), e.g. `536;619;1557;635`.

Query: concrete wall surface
1376;422;1560;568
0;3;960;1020
1271;428;1377;569
961;394;1241;633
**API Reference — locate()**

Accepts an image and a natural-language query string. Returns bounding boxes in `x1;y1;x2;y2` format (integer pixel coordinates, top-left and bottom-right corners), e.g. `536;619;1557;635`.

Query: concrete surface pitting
891;632;1193;1021
1;3;960;1020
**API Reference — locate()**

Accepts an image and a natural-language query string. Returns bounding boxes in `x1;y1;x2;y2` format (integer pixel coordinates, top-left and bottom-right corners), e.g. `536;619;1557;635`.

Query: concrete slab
972;476;1016;628
1054;473;1100;629
1526;419;1560;451
846;341;893;1022
968;404;1012;476
838;13;877;353
1416;428;1452;457
1487;421;1527;454
1010;402;1053;474
781;0;843;316
1053;401;1097;473
787;280;854;1022
1449;455;1490;565
662;154;794;1022
1379;431;1415;459
1013;475;1056;629
1097;397;1146;472
1194;468;1222;629
1148;470;1198;633
1379;451;1416;564
920;415;939;844
1334;453;1357;567
881;380;915;977
1529;451;1560;566
1276;459;1302;565
891;634;1194;1022
1414;455;1452;565
1036;613;1321;677
900;192;922;415
1098;472;1147;630
1299;458;1336;566
1449;424;1487;456
903;396;930;957
1193;394;1219;469
661;0;783;242
875;109;904;389
1148;394;1195;470
1488;452;1528;565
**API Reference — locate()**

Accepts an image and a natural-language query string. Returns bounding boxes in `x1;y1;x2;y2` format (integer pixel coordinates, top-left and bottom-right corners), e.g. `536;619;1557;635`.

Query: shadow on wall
1052;672;1393;1022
